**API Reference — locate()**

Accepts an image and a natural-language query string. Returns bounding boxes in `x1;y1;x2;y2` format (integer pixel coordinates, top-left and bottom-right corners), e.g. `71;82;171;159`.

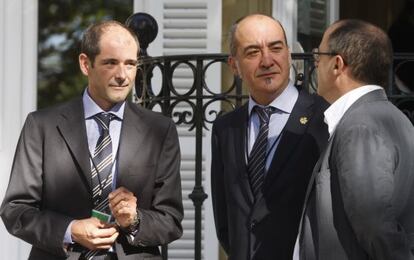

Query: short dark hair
80;20;139;66
228;14;288;56
327;19;392;87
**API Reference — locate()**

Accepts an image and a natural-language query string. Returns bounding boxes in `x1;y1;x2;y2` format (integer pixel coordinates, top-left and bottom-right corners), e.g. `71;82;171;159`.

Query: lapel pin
300;116;308;125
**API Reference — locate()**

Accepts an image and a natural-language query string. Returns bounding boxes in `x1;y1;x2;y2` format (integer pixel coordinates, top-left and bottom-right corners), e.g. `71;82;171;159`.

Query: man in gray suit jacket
0;20;183;260
298;19;414;259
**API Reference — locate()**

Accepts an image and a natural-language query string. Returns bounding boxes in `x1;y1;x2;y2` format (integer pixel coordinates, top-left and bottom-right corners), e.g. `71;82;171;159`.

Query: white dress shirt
247;81;299;172
324;85;382;137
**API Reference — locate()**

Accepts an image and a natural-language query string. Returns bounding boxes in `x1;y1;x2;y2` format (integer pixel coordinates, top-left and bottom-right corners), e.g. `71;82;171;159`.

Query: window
297;0;330;51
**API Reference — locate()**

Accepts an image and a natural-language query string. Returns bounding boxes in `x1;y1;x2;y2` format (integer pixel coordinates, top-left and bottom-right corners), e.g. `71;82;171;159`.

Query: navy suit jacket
211;87;329;260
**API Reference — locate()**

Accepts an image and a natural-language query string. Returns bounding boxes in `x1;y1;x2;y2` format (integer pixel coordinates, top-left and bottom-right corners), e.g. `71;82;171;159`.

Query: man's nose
260;50;274;69
115;65;127;84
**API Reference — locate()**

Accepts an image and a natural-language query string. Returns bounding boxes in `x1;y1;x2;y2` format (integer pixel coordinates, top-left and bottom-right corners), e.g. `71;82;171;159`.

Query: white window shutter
134;1;221;259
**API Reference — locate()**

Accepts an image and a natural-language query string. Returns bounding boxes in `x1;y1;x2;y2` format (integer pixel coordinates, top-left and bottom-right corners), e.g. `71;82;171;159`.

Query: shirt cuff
63;220;75;244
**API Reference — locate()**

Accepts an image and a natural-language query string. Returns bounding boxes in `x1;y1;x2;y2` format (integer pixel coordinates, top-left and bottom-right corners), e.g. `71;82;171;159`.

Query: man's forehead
98;28;138;50
235;17;285;45
236;31;286;49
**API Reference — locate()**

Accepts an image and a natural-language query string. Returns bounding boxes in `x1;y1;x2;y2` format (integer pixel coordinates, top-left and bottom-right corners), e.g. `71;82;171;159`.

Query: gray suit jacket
0;97;183;260
299;89;414;260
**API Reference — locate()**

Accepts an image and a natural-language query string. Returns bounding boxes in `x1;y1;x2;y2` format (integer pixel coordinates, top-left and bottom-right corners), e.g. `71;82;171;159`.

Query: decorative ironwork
126;12;414;260
133;51;315;260
388;53;414;123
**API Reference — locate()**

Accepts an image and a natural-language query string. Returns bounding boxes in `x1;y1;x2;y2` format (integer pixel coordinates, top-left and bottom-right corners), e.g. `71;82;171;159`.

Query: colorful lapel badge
299;116;308;125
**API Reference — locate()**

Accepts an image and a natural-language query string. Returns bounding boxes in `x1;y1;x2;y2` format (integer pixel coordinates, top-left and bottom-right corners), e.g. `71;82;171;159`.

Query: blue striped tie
86;113;115;259
91;112;115;212
248;106;275;200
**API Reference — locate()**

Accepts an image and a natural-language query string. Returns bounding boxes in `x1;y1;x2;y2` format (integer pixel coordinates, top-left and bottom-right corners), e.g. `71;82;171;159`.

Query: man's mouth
110;84;128;88
256;72;278;78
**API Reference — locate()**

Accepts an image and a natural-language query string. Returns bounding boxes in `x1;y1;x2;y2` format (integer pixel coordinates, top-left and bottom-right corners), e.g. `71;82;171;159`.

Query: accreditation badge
91;209;112;223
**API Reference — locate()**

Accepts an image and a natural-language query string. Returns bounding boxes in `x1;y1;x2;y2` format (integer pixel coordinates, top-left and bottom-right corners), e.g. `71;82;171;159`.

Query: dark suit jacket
211;87;329;260
300;89;414;260
0;97;183;260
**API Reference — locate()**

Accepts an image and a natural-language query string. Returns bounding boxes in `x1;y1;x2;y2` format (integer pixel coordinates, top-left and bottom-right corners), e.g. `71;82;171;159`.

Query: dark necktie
247;106;275;200
86;113;115;259
91;113;115;213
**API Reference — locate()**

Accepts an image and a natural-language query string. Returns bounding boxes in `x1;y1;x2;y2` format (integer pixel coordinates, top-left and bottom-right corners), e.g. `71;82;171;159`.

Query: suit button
250;220;257;230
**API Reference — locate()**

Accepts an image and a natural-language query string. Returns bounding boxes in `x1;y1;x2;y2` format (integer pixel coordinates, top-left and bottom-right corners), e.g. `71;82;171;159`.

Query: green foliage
37;0;133;108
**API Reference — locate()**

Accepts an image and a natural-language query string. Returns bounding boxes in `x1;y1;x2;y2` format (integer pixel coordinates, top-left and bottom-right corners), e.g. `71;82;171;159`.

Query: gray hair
327;19;392;87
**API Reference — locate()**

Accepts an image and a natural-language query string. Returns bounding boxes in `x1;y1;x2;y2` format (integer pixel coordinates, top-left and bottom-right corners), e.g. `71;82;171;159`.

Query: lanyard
88;148;118;201
245;113;286;167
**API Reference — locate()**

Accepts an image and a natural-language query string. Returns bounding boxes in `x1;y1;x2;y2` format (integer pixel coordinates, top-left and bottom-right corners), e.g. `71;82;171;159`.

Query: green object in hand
91;209;111;223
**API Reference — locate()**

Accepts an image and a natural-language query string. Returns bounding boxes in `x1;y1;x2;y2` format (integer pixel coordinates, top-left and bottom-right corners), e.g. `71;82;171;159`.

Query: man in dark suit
211;14;328;260
299;19;414;260
0;20;183;260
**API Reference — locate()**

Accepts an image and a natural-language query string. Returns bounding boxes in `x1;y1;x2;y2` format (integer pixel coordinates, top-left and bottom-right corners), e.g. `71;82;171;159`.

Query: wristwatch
122;209;140;234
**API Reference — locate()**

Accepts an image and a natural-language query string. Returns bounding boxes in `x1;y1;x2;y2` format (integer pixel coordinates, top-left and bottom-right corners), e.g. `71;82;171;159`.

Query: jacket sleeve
131;119;184;246
0;113;72;258
332;124;414;260
211;122;230;253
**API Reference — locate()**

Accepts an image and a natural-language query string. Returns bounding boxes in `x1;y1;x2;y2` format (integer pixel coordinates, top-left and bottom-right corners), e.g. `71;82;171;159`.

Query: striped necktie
86;113;115;259
247;106;275;200
91;112;115;212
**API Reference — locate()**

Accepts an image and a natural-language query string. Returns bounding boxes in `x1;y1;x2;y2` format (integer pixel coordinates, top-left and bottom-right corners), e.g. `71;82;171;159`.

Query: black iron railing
387;53;414;123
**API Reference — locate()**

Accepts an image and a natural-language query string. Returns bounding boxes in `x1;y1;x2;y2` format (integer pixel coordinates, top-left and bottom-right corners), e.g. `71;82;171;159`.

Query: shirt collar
324;84;382;136
248;80;298;116
82;88;125;120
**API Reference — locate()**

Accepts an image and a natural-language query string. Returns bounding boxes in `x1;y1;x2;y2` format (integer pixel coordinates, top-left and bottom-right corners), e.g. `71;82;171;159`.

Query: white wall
0;0;38;259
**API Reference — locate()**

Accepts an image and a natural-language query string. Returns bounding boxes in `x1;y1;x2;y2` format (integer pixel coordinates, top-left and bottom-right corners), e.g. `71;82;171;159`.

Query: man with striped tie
211;14;329;260
0;20;183;260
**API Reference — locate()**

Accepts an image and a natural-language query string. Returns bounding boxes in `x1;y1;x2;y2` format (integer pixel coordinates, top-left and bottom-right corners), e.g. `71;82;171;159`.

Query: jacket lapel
57;97;92;191
263;89;314;191
116;101;148;187
232;104;254;204
298;133;335;255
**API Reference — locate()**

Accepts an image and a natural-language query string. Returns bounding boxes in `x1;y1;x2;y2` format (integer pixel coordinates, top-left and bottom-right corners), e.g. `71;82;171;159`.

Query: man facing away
211;14;329;260
299;19;414;260
1;20;183;260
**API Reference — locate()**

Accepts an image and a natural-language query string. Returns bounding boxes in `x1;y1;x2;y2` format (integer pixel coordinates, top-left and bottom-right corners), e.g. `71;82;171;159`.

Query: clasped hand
71;187;138;250
108;186;138;229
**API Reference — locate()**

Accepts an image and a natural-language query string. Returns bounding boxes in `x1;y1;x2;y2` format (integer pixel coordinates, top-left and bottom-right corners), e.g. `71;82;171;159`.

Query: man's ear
333;55;345;75
79;53;90;76
228;56;240;76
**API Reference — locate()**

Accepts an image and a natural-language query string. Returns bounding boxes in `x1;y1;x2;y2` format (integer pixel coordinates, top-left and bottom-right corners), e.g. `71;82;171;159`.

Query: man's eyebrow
100;58;138;64
243;44;261;54
100;58;118;63
242;40;285;53
125;59;138;64
268;40;285;47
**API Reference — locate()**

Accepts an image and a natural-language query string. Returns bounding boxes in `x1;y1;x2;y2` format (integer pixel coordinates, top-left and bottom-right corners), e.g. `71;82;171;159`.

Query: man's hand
108;187;138;229
71;217;119;250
